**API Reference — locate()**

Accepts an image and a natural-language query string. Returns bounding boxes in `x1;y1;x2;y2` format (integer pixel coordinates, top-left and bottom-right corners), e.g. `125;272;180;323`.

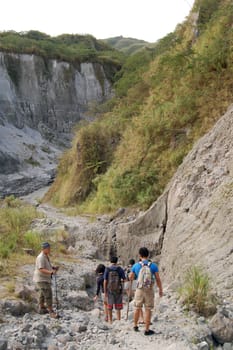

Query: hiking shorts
134;287;154;311
36;282;53;307
107;292;123;310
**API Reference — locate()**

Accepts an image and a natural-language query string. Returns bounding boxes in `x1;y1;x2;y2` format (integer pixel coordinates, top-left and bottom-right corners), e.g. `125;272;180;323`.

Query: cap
41;242;50;249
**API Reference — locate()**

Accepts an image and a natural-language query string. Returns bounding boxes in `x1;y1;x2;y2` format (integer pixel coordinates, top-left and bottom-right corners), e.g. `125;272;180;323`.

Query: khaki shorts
36;282;52;307
134;287;154;310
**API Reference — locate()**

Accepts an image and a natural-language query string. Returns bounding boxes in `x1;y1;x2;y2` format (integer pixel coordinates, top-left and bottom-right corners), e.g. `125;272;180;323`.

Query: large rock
2;300;32;316
0;340;7;350
65;290;93;311
209;309;233;344
160;105;233;295
116;191;168;263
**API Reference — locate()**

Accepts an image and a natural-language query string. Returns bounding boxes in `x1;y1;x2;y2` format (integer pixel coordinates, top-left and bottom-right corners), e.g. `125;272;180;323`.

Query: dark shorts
107;292;123;310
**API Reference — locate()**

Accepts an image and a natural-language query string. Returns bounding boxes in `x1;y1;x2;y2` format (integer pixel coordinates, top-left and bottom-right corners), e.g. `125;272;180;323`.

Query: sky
0;0;195;43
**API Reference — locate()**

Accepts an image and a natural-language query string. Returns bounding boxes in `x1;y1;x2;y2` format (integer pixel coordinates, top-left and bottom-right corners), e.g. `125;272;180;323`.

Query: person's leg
115;293;123;321
133;289;143;330
107;292;114;323
116;309;121;320
108;308;113;323
139;308;144;324
134;308;141;327
144;308;151;331
37;283;49;313
43;283;57;317
144;288;155;335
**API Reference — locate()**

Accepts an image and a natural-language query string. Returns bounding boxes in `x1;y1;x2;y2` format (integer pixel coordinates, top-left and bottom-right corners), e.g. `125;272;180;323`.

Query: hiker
125;259;135;302
129;247;163;336
33;242;59;318
126;258;144;324
93;263;108;321
104;256;126;323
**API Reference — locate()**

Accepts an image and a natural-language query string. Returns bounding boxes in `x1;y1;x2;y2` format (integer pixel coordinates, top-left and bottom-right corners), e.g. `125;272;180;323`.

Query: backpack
107;267;122;293
137;261;153;289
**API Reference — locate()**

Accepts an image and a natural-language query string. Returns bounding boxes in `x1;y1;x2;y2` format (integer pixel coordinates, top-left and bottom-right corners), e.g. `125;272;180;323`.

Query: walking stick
54;274;59;317
126;280;132;321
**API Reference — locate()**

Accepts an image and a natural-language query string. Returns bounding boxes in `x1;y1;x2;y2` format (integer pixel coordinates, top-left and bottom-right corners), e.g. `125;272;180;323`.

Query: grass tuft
178;266;217;316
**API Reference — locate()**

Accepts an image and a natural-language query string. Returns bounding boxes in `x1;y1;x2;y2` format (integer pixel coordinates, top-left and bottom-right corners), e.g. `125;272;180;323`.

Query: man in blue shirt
129;247;163;336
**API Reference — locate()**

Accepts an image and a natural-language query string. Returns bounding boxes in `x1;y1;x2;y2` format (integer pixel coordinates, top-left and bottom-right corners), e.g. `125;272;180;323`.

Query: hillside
103;35;154;55
0;30;124;66
46;0;233;213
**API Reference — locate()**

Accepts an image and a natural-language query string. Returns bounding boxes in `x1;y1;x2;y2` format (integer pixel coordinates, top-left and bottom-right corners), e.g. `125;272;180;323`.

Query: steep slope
116;104;233;298
0;33;122;197
47;0;233;212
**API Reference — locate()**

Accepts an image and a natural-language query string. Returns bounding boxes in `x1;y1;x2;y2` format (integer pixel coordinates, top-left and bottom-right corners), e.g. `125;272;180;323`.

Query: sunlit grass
178;266;217;316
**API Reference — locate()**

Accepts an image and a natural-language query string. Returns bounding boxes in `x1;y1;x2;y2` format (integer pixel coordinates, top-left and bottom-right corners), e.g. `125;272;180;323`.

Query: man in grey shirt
33;242;58;318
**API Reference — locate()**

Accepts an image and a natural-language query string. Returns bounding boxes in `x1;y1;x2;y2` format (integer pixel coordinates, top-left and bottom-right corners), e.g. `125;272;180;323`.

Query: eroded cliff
0;52;114;196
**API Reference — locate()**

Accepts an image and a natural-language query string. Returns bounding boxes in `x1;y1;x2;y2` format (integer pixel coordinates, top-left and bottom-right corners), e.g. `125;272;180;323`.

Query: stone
2;300;32;316
0;339;7;350
66;291;93;311
197;341;209;350
15;284;36;302
223;343;233;350
209;312;233;344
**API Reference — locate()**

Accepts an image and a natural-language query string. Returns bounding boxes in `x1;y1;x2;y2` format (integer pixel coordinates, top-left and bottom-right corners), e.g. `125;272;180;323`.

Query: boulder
209;311;233;344
2;300;32;316
65;291;93;311
0;339;7;350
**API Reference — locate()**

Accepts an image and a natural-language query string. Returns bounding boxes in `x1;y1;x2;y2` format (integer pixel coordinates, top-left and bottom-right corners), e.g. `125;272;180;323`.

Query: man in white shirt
33;242;58;318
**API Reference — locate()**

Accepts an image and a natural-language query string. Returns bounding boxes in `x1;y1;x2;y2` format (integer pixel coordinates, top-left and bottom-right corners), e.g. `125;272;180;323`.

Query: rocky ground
0;189;232;350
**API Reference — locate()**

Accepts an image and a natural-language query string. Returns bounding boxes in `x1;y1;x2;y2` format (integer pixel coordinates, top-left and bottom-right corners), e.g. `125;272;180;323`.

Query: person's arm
155;272;163;297
129;271;135;281
120;267;126;282
103;268;108;296
104;279;108;295
96;277;101;296
39;267;56;276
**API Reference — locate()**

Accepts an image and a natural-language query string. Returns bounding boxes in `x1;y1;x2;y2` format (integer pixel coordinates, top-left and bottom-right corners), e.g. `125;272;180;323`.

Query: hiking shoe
133;326;139;332
144;329;155;336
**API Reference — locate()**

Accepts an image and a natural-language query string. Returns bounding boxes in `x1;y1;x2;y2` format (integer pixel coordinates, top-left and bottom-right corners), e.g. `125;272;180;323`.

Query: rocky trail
0;188;232;350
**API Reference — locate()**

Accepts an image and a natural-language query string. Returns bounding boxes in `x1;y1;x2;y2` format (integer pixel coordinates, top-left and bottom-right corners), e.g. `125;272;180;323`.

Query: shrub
179;266;217;315
0;199;39;258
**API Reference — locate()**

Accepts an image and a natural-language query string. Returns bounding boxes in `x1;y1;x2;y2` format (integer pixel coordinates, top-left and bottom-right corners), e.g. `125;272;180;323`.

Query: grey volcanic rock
0;52;113;197
160;105;233;296
209;310;233;344
0;340;7;350
0;53;112;139
116;105;233;300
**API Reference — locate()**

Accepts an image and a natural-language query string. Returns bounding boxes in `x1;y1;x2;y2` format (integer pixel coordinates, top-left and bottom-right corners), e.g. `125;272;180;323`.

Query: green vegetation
0;30;124;70
179;266;217;316
103;36;155;55
45;0;233;212
0;196;39;259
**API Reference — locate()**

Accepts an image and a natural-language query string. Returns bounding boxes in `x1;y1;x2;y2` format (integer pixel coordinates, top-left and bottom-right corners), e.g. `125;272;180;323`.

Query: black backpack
107;267;122;293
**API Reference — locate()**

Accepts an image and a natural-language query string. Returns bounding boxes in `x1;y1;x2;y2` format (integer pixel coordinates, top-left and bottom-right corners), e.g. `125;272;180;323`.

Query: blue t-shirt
104;265;125;280
131;260;159;279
